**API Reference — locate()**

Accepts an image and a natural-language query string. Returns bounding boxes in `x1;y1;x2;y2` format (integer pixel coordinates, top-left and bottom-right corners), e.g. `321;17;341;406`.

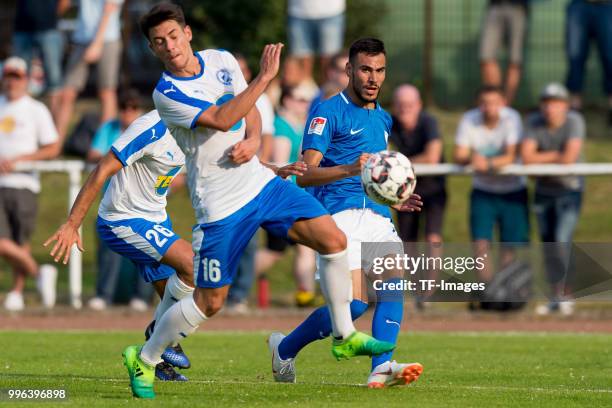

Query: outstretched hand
277;161;308;179
258;43;284;83
43;222;84;265
393;194;423;212
348;153;371;176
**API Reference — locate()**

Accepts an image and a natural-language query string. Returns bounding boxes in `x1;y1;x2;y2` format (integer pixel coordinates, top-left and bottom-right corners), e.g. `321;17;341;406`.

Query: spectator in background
55;0;125;142
390;84;446;245
389;85;446;309
309;51;349;114
479;0;529;104
454;85;528;282
287;0;346;80
0;57;60;311
86;89;152;312
225;53;277;314
564;0;612;126
255;83;319;307
12;0;70;117
521;83;585;315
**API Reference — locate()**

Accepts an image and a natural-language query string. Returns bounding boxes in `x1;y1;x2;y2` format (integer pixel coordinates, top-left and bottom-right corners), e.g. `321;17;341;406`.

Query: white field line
10;375;612;394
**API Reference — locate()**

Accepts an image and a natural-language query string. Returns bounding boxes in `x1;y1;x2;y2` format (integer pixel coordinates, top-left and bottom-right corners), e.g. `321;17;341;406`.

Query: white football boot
267;332;296;383
367;360;423;389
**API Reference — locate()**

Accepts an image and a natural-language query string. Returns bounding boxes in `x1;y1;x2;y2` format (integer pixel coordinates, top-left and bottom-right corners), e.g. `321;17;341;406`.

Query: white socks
140;296;206;366
153;273;194;324
318;249;356;339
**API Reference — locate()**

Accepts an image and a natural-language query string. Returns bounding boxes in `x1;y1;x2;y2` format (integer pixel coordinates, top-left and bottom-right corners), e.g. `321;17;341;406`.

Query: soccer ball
361;150;417;206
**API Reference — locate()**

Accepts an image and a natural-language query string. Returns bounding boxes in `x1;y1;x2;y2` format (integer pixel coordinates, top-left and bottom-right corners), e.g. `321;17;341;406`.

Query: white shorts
316;208;403;276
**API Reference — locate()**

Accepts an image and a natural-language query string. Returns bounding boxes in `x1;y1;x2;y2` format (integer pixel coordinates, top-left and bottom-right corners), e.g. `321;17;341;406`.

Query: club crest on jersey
154;166;182;196
216;69;233;86
308;117;327;135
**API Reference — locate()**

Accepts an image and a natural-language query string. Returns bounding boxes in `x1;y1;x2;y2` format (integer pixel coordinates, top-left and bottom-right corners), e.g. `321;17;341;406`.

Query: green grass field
1;331;611;407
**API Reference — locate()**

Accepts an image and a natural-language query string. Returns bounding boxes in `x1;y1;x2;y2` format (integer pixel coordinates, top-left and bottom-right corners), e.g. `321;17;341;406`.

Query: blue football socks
278;299;368;360
371;278;404;369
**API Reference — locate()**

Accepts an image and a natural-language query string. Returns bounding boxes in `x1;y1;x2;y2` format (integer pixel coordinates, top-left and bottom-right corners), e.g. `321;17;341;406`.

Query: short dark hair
119;88;142;111
139;2;186;40
478;85;504;97
348;38;386;64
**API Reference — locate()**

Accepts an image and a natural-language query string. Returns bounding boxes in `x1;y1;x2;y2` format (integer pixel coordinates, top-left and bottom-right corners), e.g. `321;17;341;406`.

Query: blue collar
164;52;205;81
340;90;380;110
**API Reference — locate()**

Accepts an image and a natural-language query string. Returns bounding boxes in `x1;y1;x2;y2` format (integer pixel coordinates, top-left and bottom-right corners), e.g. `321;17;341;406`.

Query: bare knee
0;239;15;257
319;228;347;255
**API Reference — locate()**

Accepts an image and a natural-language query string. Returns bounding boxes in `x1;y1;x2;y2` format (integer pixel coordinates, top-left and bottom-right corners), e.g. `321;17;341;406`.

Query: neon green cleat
331;331;395;361
122;345;156;399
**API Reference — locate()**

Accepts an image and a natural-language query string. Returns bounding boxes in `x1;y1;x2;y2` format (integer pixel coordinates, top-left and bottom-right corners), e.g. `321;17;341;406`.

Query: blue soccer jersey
302;91;393;218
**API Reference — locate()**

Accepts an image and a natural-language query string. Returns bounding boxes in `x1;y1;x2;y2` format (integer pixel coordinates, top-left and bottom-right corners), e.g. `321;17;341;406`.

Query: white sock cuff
179;297;207;327
319;249;348;260
167;273;194;300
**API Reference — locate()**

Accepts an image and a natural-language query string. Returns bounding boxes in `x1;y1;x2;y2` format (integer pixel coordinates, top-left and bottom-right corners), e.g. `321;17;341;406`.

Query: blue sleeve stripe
110;146;128;167
114;120;167;164
191;109;206;129
155;79;212;111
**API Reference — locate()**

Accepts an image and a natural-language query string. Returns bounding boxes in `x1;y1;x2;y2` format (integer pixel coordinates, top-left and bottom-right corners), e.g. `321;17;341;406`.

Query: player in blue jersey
267;38;425;388
45;110;195;381
121;4;396;399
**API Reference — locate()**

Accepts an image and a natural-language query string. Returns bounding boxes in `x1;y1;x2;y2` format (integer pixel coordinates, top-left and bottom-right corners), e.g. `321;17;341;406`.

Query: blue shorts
96;216;179;283
288;13;345;57
192;177;328;288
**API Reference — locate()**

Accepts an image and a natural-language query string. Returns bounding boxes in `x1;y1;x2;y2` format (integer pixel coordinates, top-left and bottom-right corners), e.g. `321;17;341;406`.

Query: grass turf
1;331;611;407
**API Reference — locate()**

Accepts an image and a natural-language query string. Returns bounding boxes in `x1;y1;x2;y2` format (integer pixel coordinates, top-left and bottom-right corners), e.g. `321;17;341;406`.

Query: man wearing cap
521;82;585;316
0;57;61;311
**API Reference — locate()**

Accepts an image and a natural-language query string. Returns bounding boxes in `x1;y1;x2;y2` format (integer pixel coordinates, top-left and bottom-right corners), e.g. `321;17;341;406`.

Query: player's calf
193;286;229;317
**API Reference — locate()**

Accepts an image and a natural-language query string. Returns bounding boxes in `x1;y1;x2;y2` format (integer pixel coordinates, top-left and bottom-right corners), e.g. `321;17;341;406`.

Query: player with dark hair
268;37;424;389
121;4;397;399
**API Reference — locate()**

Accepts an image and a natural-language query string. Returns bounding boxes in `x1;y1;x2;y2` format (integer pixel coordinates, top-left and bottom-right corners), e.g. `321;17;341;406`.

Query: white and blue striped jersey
98;110;185;223
152;49;275;224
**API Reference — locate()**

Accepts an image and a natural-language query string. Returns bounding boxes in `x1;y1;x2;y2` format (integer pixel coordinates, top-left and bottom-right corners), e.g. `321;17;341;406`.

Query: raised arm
195;44;283;132
44;151;123;264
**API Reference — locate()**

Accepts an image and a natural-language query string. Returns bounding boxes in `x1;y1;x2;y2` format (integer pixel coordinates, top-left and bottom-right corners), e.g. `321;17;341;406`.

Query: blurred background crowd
0;0;609;315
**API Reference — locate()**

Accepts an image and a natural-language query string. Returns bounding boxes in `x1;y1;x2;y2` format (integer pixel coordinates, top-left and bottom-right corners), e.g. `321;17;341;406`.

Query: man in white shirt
0;57;61;311
121;3;395;399
454;85;529;284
